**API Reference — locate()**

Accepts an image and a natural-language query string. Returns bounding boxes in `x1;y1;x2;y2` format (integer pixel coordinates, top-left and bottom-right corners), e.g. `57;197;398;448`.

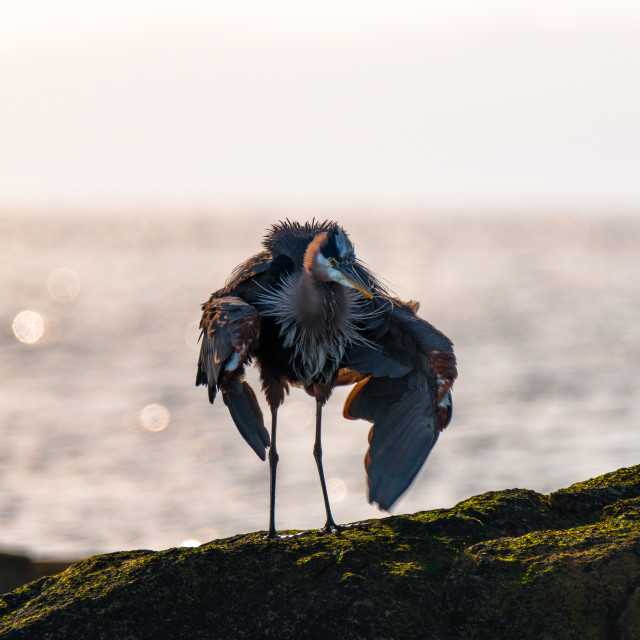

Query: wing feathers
197;296;266;459
223;379;270;460
346;371;440;510
197;296;260;395
345;344;413;379
343;296;456;511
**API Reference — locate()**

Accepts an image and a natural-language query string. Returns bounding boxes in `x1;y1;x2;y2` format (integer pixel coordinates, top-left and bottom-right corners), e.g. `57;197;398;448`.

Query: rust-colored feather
343;375;372;420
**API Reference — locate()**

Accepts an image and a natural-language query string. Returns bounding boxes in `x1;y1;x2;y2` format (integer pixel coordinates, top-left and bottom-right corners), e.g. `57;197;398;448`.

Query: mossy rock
1;465;639;640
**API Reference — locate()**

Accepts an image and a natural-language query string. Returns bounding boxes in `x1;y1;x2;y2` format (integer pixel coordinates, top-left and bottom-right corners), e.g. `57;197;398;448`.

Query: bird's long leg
313;399;339;532
268;405;279;538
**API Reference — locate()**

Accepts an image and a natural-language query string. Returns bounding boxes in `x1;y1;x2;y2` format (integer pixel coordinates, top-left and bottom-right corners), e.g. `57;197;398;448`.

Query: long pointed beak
336;263;374;299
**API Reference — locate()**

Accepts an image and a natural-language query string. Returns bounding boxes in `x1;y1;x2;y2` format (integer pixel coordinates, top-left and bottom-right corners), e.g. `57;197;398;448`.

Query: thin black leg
313;400;339;532
268;406;279;538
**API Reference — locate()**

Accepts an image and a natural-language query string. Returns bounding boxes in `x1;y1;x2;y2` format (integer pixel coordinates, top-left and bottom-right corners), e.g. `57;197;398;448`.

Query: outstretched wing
196;296;269;460
342;297;457;510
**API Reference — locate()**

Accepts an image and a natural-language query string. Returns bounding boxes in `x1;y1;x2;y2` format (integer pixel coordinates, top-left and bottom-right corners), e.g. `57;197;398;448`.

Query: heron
196;220;456;537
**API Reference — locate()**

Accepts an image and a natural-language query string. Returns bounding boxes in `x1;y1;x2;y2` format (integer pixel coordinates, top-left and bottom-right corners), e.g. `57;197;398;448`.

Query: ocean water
1;211;639;558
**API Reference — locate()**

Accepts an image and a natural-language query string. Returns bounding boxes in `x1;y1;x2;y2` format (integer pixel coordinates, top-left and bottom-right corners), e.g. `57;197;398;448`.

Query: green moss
548;464;640;523
384;561;423;576
566;465;640;491
2;465;640;640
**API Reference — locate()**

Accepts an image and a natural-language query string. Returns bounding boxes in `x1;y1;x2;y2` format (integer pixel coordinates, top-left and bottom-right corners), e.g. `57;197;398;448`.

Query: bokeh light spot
180;539;201;548
46;267;81;302
327;477;347;502
12;310;45;344
281;401;313;431
139;403;171;432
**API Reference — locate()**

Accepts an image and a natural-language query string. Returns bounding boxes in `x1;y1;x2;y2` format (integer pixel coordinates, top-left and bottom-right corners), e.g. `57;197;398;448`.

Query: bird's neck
294;270;333;328
303;234;330;283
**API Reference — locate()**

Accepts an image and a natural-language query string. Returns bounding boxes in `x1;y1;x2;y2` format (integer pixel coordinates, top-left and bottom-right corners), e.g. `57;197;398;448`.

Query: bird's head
304;228;373;299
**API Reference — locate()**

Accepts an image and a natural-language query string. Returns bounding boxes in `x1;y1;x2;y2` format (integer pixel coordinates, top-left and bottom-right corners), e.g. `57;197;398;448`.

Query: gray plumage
196;220;457;536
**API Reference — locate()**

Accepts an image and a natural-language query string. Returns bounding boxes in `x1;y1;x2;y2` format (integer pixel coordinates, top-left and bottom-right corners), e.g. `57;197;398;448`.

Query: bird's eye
328;258;337;267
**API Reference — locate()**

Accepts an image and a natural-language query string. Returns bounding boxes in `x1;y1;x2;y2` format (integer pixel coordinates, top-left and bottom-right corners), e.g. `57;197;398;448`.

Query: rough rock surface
1;465;639;639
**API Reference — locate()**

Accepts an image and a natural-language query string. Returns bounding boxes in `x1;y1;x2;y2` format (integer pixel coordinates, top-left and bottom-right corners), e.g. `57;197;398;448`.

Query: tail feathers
223;380;270;460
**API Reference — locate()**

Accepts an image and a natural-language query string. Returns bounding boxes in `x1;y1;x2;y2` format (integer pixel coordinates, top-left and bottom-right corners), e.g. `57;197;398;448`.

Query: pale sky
1;1;639;211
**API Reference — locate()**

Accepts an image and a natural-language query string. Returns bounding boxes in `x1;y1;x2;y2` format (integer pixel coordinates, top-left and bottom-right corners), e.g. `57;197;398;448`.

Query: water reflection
180;538;200;548
327;478;347;502
195;527;218;542
184;319;201;352
148;321;181;353
105;304;141;334
12;310;45;344
139;404;171;432
281;401;313;431
2;212;640;558
46;268;81;302
180;526;219;547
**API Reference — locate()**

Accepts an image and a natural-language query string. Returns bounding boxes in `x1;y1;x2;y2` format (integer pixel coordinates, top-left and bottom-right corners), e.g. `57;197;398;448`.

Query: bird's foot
320;519;345;534
320;520;369;534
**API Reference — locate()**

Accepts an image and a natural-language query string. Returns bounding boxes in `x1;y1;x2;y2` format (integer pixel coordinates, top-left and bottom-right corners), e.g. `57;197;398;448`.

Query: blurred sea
1;211;639;558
